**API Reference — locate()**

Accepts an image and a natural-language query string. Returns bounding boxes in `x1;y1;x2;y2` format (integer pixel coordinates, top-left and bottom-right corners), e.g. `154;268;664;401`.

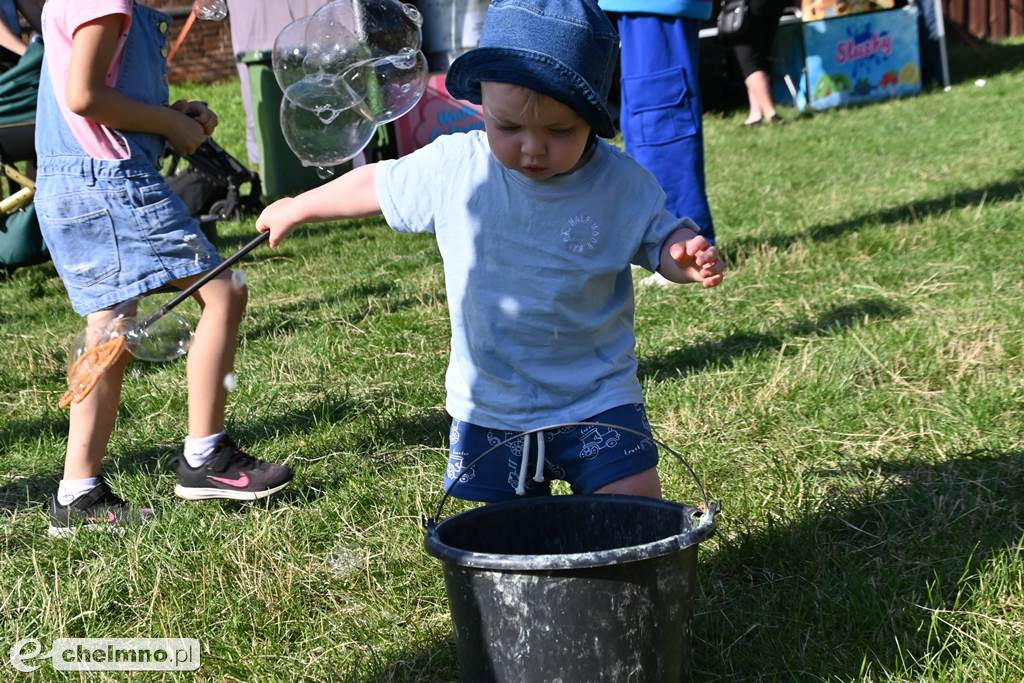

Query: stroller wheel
209;199;231;219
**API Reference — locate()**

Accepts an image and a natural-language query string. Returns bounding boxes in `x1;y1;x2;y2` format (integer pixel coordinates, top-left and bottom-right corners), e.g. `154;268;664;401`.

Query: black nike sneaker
49;478;154;538
173;436;293;501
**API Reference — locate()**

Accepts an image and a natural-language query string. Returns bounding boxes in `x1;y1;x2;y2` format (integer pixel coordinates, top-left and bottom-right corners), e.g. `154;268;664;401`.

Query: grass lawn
2;39;1023;681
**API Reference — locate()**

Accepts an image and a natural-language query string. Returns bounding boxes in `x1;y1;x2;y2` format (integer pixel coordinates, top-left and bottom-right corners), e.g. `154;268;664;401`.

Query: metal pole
933;0;952;88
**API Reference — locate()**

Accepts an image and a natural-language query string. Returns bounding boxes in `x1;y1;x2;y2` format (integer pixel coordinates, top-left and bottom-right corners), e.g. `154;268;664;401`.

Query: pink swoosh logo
208;473;250;488
87;511;116;523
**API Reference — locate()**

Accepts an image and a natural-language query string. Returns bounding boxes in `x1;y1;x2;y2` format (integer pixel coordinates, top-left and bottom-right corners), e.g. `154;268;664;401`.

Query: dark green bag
0;40;41;126
0;204;47;268
0;40;46;269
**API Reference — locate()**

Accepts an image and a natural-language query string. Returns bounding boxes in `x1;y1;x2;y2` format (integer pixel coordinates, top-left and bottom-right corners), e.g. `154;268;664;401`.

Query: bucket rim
423;493;716;571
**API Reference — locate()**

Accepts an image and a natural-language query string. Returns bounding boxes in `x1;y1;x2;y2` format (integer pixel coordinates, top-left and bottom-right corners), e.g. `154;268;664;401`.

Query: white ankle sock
183;431;226;468
57;477;100;506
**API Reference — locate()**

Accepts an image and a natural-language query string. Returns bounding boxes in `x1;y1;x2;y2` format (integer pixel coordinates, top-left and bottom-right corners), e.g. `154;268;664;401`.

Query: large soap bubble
91;298;194;364
271;16;312;93
272;0;428;168
280;87;378;168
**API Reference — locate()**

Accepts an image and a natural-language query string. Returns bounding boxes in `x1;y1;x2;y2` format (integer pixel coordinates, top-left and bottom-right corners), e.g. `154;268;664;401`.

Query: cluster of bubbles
272;0;428;170
194;0;228;21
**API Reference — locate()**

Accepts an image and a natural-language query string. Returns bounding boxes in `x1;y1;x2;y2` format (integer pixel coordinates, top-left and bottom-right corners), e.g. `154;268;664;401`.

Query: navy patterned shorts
444;403;659;502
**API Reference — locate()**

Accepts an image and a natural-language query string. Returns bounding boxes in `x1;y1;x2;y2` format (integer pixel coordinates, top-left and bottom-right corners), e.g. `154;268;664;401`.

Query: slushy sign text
836;32;893;64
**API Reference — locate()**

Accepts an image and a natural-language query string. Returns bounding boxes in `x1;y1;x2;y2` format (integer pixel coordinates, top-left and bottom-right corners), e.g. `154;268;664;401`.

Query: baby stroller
164;137;263;233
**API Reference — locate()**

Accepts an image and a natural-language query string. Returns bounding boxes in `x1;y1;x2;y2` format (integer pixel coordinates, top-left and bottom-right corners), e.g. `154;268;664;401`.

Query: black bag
717;0;751;42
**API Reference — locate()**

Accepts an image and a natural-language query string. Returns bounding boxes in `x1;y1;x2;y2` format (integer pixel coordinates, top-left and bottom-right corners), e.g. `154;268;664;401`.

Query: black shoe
48;478;154;538
173;436;293;501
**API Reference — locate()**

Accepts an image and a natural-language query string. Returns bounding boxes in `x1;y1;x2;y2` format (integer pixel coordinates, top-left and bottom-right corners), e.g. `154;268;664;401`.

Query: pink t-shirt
42;0;134;160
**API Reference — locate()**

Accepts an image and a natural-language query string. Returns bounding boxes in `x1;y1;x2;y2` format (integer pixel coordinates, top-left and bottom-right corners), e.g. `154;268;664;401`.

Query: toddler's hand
669;235;724;288
172;99;219;136
165;110;206;156
256;198;301;248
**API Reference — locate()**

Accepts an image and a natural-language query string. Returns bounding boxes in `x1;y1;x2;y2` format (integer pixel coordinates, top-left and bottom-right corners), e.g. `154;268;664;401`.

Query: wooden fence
944;0;1024;39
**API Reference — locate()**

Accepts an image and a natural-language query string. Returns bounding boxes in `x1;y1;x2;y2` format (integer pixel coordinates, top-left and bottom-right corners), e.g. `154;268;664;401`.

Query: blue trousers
617;14;715;242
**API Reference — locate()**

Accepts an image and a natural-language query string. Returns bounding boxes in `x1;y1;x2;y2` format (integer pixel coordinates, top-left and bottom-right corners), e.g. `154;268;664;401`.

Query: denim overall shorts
34;3;221;316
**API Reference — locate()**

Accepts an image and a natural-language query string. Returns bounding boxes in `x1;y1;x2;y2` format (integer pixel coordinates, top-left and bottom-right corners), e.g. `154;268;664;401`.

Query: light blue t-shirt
376;130;685;431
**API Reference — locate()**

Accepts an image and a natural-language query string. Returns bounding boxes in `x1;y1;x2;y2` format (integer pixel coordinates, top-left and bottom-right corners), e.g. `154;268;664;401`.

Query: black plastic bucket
424;423;719;682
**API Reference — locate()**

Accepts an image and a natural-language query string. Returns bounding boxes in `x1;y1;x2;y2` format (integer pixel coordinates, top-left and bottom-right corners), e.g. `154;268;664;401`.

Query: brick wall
139;1;236;84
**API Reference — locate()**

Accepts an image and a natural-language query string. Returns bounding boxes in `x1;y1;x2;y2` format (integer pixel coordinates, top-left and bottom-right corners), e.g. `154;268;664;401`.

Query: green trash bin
239;50;334;202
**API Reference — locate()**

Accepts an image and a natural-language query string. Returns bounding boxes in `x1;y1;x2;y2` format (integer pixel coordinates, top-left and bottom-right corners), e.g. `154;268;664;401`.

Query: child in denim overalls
37;0;292;537
257;0;725;502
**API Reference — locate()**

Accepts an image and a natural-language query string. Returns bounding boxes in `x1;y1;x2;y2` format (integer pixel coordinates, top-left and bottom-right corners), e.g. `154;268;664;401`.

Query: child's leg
170;272;247;437
64;309;132;480
593;467;662;499
54;310;155;533
167;270;292;500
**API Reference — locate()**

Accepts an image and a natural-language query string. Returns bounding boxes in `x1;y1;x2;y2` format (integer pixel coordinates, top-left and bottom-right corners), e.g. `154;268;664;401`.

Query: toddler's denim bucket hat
445;0;619;138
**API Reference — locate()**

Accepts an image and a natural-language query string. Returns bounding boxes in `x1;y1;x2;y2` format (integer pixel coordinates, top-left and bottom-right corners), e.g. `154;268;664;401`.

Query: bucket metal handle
425;421;721;530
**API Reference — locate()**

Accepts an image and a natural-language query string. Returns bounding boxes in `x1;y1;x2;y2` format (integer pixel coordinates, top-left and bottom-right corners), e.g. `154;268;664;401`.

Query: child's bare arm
0;16;26;56
66;15;206;155
657;225;724;288
256;163;382;248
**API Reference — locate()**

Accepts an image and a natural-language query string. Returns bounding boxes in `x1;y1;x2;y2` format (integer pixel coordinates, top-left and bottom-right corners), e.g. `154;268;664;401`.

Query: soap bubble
280;88;377;168
67;329;104;371
223;372;237;392
100;296;194;363
272;0;428;168
67;302;139;370
272;17;312;93
230;269;246;289
194;0;228;21
125;312;193;362
343;47;429;123
316;166;336;180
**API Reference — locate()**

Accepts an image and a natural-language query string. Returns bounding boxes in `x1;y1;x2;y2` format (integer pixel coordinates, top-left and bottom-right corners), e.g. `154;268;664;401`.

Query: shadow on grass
327;451;1024;680
693;449;1024;680
0;441;167;512
0;392;356;511
721;173;1024;268
317;634;459;682
240;279;430;341
0;388;448;512
948;39;1024;84
639;296;909;381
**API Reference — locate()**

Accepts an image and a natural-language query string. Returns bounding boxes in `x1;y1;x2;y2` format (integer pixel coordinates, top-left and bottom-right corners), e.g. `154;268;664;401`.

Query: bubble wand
59;232;269;409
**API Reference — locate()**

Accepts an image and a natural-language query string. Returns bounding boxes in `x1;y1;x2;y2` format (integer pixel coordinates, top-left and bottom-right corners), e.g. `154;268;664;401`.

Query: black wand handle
141;231;270;329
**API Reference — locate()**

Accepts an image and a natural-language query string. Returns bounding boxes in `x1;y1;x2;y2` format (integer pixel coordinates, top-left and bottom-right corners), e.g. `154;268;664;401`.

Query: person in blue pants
600;1;715;289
